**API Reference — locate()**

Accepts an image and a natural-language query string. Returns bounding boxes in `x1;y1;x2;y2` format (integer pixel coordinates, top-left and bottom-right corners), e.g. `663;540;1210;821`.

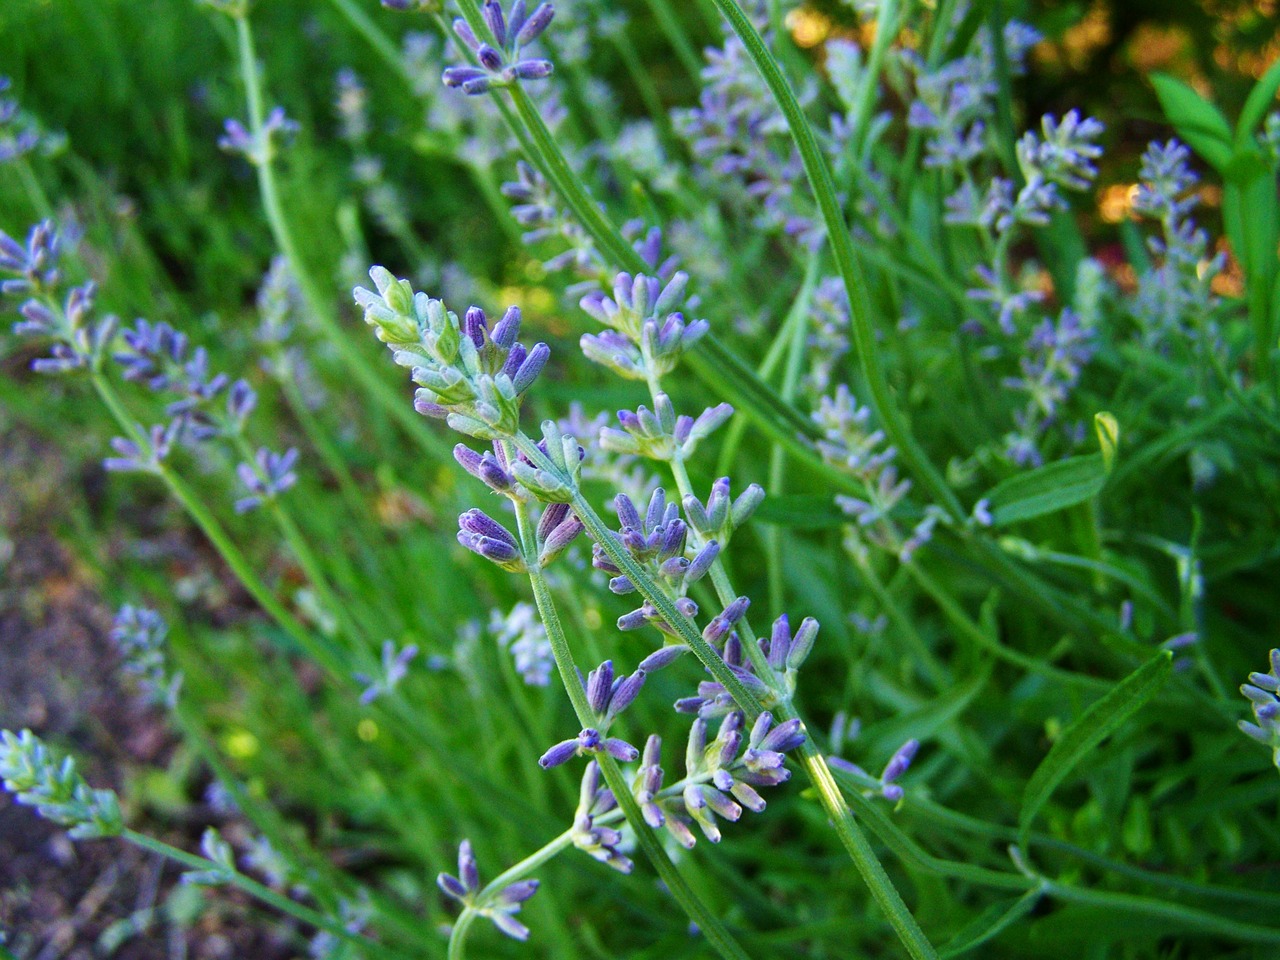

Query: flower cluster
4;221;117;376
569;761;631;871
0;76;62;164
904;22;1040;172
1001;309;1097;467
675;612;817;717
579;271;708;381
110;605;183;708
682;476;764;549
234;446;300;513
1240;649;1280;771
673;20;827;246
602;393;732;462
490;601;553;686
115;319;258;438
635;711;804;847
438;839;540;940
1130;139;1225;347
354;640;420;704
829;738;921;803
218;107;299;165
501;160;600;275
443;0;555;96
592;489;719;636
0;730;123;840
355;270;550;441
539;659;646;767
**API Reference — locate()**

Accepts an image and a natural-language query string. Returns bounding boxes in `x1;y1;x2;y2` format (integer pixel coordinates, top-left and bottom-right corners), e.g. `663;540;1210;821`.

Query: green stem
848;0;899;158
704;0;963;523
233;13;444;460
89;373;346;678
122;830;408;960
618;378;937;958
448;831;575;960
507;487;755;960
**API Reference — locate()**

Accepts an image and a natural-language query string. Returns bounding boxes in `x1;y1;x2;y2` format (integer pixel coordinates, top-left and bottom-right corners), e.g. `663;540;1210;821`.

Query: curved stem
89;373;348;678
122;829;408;960
233;13;446;460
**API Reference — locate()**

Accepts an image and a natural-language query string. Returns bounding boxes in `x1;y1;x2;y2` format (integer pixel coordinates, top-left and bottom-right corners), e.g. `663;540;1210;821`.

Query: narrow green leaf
1020;652;1173;843
940;889;1043;958
983;454;1106;526
1236;56;1280;145
756;495;846;528
1150;73;1233;171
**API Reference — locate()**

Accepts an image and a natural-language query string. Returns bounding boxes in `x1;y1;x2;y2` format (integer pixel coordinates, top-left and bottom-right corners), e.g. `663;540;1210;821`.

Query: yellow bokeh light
786;8;832;49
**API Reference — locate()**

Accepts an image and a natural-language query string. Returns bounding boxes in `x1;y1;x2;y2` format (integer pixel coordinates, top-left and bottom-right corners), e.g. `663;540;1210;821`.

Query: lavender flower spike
1240;649;1280;771
0;730;123;840
570;762;632;873
438;839;541;941
234;447;299;513
539;726;639;768
110;605;183;708
443;1;555;96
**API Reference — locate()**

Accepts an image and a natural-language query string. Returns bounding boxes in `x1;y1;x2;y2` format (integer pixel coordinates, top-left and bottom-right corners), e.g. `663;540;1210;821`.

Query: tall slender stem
233;13;446;459
122;830;409;960
504;483;755;960
703;0;962;522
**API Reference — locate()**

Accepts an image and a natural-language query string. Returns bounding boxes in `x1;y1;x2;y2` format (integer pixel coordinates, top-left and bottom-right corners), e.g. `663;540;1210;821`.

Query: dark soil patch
0;427;294;960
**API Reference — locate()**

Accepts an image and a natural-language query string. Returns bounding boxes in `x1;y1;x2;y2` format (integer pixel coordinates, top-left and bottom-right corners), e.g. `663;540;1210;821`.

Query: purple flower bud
482;0;507;46
458;840;479;892
605;670;646;721
585;661;614;715
458;508;518;547
515;2;553;45
512;341;549;394
603;738;639;762
786;617;820;671
497;879;540;905
639;645;687;672
538;738;581;768
881;739;919;785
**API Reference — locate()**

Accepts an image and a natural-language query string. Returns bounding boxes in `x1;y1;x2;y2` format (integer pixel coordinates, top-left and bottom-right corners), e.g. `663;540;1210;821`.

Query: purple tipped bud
538;738;581;768
786;617;820;671
881;739;919;784
482;0;507;44
515;2;554;44
459;840;479;892
604;738;639;762
438;873;469;901
458;508;518;547
497;879;540;905
513;341;549;394
615;493;642;531
605;670;647;720
443;66;488;89
511;59;553;80
586;661;615;714
639;645;688;672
